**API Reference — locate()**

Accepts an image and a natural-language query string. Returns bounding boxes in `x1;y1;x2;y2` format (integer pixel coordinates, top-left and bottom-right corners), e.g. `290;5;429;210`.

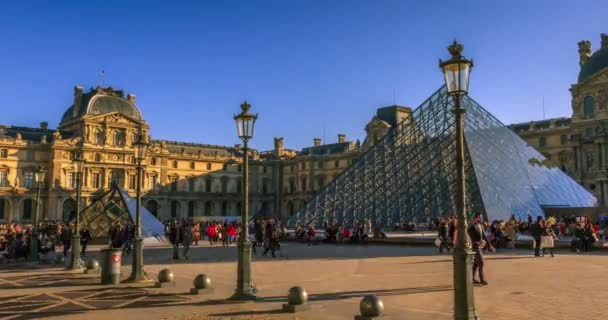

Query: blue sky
0;0;606;151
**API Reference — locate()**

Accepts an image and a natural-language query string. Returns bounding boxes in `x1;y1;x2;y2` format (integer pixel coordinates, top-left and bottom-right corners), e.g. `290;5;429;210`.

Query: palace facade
510;33;608;205
0;85;409;223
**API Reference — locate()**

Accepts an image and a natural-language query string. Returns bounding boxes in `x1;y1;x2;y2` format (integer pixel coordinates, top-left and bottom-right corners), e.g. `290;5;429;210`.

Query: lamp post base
229;241;256;301
453;246;477;320
128;237;148;282
67;235;83;270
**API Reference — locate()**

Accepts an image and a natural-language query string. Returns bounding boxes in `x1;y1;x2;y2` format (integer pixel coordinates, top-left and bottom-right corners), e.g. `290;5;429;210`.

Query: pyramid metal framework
289;86;597;227
79;184;166;240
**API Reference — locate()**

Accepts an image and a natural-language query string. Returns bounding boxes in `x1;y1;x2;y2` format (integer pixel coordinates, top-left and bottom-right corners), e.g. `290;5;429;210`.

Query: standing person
207;223;216;246
468;214;490;286
181;222;192;260
79;227;92;257
193;222;200;246
253;220;263;253
263;220;278;257
530;216;544;257
61;224;72;257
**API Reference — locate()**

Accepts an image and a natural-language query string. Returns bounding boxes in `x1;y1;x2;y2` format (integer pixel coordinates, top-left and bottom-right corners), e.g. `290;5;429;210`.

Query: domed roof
578;41;608;83
60;87;142;124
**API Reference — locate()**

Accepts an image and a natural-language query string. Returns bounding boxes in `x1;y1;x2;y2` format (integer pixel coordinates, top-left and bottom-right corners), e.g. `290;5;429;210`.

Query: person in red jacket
207;224;216;246
227;224;236;245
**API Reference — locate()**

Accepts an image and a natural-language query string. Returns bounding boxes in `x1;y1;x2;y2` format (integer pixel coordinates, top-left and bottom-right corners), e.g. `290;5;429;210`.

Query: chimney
40;122;48;131
72;86;84;117
127;94;136;103
313;138;322;147
602;33;608;49
338;134;346;143
274;137;284;155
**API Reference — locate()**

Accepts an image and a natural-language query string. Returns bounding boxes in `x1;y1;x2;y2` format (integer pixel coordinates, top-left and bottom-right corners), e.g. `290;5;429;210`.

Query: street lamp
30;165;46;262
129;131;149;282
230;100;257;301
68;151;85;270
440;40;477;320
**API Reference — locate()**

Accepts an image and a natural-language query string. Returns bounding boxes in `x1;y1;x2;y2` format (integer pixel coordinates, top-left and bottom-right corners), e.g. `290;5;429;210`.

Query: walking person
168;221;180;260
438;218;451;253
61;224;72;257
530;216;544;257
79;227;92;257
468;214;490;286
181;222;192;260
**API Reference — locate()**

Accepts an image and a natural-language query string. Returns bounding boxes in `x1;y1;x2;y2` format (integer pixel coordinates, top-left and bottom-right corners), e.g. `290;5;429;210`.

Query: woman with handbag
541;220;556;257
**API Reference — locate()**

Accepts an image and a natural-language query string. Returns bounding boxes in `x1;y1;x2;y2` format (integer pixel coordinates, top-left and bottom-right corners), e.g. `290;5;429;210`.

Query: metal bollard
190;274;214;294
355;295;384;320
282;286;310;313
84;258;100;274
155;268;175;288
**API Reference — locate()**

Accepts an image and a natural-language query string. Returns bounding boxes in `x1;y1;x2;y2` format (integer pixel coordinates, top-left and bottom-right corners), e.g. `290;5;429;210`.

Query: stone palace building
0;85;408;223
511;33;608;205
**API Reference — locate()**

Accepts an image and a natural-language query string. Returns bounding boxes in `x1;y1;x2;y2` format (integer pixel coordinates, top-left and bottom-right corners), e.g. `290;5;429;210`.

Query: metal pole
68;171;82;269
230;138;256;300
451;96;477;319
130;162;147;281
30;181;42;261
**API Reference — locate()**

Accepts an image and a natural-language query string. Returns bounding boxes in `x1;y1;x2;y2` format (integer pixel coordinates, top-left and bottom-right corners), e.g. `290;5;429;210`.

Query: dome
578;45;608;83
60;87;142;124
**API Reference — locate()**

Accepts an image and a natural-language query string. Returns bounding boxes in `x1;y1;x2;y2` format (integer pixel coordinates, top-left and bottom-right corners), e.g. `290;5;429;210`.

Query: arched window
94;153;102;162
188;201;195;217
95;129;104;145
0;198;6;220
300;176;307;192
145;200;159;217
235;179;242;193
22;199;34;221
204;201;212;216
236;202;242;215
584;96;595;118
221;201;228;216
221;177;228;193
170;200;180;218
205;178;212;192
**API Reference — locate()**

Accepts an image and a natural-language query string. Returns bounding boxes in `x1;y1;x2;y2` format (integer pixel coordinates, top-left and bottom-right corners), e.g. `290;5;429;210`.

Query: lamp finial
448;40;464;59
240;100;251;113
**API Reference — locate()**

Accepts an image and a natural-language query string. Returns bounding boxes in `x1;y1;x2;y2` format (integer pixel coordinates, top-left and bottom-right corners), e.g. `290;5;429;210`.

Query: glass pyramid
79;183;166;241
289;86;596;227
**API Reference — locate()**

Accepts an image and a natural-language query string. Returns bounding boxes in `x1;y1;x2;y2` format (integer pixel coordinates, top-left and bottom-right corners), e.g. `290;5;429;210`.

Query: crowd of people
0;222;92;263
162;218;287;259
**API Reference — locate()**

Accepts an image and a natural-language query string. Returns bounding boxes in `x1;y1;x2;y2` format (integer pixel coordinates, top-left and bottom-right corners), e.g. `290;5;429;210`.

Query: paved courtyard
0;243;606;320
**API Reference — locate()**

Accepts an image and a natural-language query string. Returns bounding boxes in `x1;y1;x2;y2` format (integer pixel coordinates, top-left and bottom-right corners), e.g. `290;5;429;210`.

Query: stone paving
0;243;606;320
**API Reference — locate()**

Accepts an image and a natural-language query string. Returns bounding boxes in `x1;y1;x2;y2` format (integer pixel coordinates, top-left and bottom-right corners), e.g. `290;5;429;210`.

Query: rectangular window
129;174;137;189
300;162;305;169
318;161;324;169
92;172;101;189
560;135;567;145
26;151;34;161
237;165;242;172
170;176;178;191
68;172;77;189
223;164;228;171
24;171;34;188
0;171;8;187
0;149;7;158
206;163;212;170
151;175;158;190
190;162;195;169
539;137;546;147
335;160;340;168
188;179;195;192
263;166;268;173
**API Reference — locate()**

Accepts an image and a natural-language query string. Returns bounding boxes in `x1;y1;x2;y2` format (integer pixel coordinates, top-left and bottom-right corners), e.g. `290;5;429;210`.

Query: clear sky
0;0;606;151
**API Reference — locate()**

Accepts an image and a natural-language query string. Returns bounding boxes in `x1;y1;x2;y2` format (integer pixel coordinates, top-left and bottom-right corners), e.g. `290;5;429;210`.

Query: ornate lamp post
30;165;46;261
230;100;258;301
129;132;149;282
68;151;85;270
440;40;477;320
